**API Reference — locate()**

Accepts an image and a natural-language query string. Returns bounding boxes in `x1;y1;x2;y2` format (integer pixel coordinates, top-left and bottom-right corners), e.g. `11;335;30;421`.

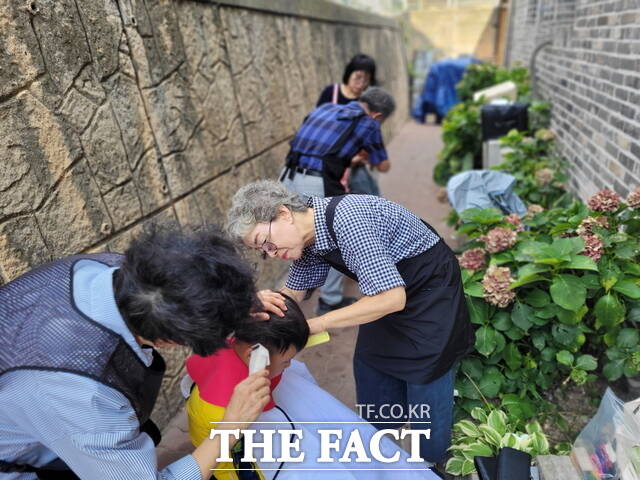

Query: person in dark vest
280;86;394;318
226;181;474;469
0;226;271;480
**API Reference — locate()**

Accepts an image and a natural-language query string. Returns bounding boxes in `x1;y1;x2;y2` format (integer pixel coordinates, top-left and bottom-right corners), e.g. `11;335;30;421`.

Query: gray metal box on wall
483;140;513;169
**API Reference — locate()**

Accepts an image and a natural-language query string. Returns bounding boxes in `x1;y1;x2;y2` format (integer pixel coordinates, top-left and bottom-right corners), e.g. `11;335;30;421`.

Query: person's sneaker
316;296;357;316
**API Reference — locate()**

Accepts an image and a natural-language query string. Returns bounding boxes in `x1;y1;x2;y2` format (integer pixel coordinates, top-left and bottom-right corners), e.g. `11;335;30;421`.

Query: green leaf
516;262;551;278
492;252;514;265
511;302;534;332
541;347;556;362
470;407;488;423
461;268;475;284
455;419;481;438
504;343;522;370
461;459;476;476
501;394;536;421
464;281;485;297
618;328;640;349
516;241;550;261
614;242;638;259
486;409;508;436
504;326;525;340
479;425;503;447
461;442;495;461
476;326;499;357
622;261;640;277
461;357;484;380
535;304;559;319
600;265;620;291
510;274;548;288
532;332;546;351
594;293;626;328
554;237;586;256
556;350;574;366
552;324;580;347
603;359;625;381
556;304;588;325
550;274;587;311
530;432;550;454
492;312;513;331
479;367;504;398
612;278;640;299
566;254;599;271
500;433;519;448
445;457;464;476
581;273;601;289
467;297;489;325
525;288;551;307
460;208;505;225
628;305;640;325
575;354;598;371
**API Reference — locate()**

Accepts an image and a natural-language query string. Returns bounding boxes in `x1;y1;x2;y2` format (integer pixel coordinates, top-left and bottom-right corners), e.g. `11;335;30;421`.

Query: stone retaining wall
0;0;408;428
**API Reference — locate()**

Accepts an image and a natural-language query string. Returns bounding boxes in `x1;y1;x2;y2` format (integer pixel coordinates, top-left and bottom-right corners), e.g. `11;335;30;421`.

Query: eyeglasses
260;220;278;260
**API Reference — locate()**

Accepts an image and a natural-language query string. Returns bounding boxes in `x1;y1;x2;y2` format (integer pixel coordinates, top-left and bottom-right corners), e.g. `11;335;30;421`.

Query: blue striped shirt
285;195;441;296
0;260;200;479
291;102;388;171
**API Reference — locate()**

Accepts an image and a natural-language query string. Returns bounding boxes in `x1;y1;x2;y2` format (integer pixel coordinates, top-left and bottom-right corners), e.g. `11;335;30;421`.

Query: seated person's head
233;294;309;379
113;225;258;356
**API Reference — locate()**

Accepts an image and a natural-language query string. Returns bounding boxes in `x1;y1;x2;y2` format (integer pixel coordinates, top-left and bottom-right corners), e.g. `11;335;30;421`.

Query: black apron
280;112;365;197
322;196;473;384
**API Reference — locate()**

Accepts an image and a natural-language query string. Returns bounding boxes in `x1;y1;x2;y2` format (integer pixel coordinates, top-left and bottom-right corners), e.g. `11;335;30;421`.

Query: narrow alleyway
157;120;455;467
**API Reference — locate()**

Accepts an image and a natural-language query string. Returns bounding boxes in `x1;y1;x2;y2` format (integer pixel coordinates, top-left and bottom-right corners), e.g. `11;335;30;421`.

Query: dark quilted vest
0;253;165;424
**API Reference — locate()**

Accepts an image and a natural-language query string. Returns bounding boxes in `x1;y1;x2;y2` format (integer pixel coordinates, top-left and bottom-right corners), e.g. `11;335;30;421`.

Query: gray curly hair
226;180;308;241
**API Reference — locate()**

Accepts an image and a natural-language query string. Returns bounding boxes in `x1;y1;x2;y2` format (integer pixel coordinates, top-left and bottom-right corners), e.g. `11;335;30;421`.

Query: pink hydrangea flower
481;227;518;253
504;213;524;232
581;235;604;262
535;129;556;141
535;168;554;186
576;216;609;237
588;189;620;212
482;266;515;308
626;187;640;209
527;204;544;214
458;248;486;271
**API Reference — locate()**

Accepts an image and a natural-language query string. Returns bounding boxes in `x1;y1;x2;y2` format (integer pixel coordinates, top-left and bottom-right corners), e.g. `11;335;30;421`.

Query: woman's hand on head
251;289;287;319
222;370;271;431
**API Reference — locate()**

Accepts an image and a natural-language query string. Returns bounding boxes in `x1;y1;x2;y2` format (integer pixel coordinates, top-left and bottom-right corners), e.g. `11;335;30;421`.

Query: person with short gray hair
279;85;396;316
359;86;396;120
227;179;473;469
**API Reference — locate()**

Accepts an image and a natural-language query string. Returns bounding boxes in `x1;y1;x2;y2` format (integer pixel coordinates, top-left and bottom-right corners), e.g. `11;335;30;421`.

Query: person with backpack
280;86;394;316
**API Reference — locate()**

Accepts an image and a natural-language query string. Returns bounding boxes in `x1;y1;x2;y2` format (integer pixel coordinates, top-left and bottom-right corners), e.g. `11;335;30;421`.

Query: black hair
233;294;309;353
113;224;258;357
342;53;377;86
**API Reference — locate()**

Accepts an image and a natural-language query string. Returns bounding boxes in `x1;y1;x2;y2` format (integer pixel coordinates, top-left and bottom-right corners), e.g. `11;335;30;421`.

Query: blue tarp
412;56;481;121
446;170;527;216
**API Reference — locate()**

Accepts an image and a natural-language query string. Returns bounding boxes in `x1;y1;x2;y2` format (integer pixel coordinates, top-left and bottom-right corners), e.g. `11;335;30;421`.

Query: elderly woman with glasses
227;180;473;467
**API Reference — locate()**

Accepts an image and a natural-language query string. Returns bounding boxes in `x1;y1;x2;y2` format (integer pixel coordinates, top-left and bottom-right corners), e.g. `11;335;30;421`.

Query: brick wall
505;0;640;200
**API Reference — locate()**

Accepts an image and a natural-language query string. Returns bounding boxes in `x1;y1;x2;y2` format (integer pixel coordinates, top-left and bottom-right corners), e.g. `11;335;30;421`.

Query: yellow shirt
186;386;265;480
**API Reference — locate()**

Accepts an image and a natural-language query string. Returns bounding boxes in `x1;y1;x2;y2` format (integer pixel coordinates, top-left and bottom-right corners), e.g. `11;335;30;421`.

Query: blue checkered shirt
291;102;388;171
285;195;441;296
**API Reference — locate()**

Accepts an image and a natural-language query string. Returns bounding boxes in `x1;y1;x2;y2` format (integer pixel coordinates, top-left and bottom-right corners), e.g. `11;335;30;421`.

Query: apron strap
325;195;346;247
